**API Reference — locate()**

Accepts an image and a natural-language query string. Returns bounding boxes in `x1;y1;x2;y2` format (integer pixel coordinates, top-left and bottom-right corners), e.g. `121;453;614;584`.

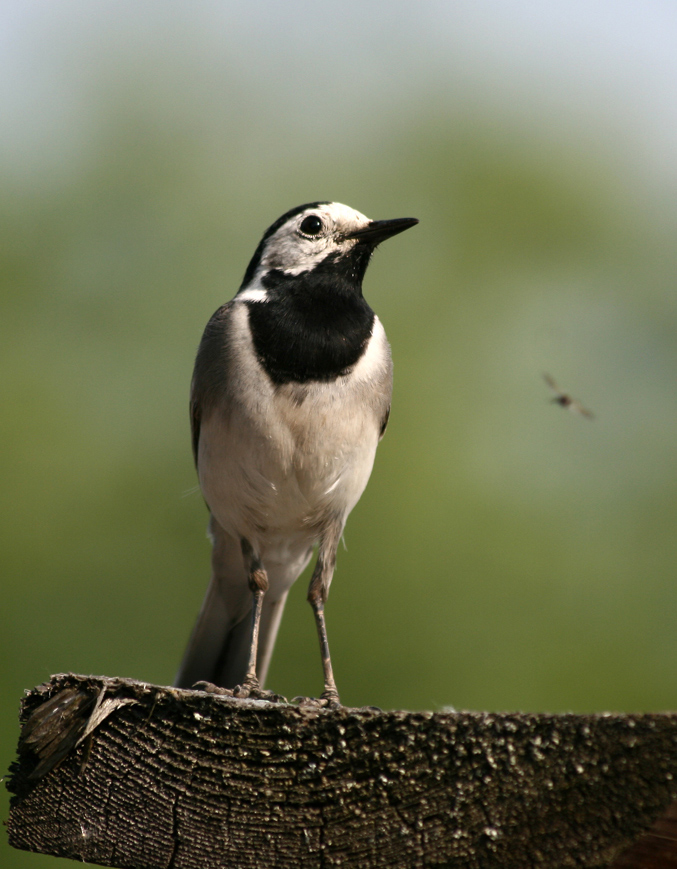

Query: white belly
195;304;391;595
198;381;379;569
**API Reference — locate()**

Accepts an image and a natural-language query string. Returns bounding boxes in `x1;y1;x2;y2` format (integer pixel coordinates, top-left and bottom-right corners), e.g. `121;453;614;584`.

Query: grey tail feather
174;588;289;689
174;521;290;690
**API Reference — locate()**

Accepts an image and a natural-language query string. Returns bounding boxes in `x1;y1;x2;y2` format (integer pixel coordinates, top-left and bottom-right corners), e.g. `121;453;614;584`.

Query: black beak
346;217;419;246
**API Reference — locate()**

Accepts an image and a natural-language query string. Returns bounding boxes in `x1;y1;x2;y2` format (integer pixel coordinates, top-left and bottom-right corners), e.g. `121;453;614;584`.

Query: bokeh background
3;2;677;864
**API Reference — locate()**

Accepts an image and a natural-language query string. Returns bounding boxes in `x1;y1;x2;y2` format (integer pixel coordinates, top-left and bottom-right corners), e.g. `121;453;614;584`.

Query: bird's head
239;202;418;294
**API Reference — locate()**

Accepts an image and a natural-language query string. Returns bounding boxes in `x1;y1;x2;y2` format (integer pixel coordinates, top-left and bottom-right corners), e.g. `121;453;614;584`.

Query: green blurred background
3;2;677;864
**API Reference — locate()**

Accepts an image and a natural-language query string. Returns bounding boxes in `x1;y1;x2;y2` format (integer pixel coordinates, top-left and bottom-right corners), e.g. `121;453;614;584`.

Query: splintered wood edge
6;673;677;869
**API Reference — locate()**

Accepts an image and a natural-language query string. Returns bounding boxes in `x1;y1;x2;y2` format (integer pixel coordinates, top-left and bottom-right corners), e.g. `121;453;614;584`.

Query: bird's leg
237;538;269;698
307;530;341;707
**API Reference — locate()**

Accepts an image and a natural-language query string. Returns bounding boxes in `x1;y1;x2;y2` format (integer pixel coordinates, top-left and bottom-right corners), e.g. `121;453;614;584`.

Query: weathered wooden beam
6;674;677;868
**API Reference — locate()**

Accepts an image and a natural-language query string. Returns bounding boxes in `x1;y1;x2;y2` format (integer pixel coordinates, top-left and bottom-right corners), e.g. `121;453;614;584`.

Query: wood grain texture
7;674;677;868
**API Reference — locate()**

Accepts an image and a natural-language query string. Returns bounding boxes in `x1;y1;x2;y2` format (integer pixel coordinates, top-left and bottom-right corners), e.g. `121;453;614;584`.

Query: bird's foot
191;681;286;703
291;693;342;710
191;681;234;696
320;687;342;709
232;680;287;703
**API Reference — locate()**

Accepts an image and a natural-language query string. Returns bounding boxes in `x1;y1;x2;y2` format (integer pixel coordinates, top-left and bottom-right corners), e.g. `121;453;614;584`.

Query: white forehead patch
256;202;372;279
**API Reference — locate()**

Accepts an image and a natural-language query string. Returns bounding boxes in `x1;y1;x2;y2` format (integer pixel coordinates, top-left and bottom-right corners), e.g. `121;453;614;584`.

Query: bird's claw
291;694;342;709
191;681;234;696
191;681;286;703
232;682;287;703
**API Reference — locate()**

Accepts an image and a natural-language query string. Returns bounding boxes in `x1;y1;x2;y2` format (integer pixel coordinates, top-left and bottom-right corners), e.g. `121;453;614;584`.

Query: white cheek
262;236;337;276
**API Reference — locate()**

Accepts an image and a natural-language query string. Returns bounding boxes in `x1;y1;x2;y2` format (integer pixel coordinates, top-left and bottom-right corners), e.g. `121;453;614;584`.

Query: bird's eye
299;215;324;236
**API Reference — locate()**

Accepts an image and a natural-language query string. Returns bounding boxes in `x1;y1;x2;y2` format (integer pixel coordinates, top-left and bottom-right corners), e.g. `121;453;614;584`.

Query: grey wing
189;302;235;466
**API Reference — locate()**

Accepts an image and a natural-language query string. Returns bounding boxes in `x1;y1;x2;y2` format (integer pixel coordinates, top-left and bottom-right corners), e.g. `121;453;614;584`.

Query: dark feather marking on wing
190;397;201;467
379;406;390;440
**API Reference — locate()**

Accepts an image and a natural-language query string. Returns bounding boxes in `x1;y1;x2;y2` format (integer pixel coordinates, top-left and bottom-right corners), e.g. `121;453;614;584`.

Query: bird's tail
174;518;289;690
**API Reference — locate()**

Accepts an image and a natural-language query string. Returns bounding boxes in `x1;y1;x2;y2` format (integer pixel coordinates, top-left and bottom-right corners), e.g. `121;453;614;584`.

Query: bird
543;373;594;419
175;202;418;705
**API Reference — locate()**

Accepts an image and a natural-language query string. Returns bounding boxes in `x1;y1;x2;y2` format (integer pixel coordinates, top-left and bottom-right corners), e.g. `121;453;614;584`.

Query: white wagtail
175;202;418;705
